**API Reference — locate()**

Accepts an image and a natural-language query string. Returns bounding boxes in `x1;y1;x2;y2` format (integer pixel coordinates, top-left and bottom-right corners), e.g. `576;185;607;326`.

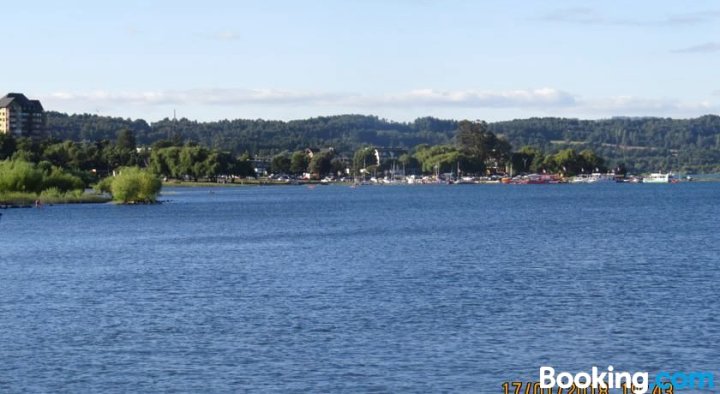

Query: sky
3;0;720;122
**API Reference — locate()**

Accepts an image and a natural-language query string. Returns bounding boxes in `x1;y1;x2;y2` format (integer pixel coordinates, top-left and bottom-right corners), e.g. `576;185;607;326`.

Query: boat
643;173;675;183
456;176;476;184
570;173;616;184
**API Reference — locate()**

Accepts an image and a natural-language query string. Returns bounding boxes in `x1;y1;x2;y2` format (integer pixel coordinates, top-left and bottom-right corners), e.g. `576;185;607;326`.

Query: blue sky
3;0;719;122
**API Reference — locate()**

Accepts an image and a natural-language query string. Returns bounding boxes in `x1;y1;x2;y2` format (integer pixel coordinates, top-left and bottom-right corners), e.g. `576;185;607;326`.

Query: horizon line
45;109;720;125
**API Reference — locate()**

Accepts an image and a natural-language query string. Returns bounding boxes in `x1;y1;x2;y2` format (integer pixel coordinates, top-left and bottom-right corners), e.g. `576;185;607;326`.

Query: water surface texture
1;184;718;392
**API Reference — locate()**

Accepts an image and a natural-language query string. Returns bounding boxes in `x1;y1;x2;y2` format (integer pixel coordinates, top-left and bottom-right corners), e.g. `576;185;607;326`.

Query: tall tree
0;133;17;160
512;146;544;174
308;150;334;178
456;120;512;168
116;129;137;151
271;152;292;174
352;147;377;174
290;151;309;175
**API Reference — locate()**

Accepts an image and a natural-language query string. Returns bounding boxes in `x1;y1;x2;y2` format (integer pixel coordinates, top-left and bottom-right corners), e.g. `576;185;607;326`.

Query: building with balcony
0;93;46;138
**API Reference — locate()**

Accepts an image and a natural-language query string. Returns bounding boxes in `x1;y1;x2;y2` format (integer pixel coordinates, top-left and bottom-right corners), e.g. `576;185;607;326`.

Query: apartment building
0;93;46;138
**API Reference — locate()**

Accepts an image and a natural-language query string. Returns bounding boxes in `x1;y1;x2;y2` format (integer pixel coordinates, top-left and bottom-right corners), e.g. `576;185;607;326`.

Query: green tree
579;149;606;173
456;120;512;171
308;150;334;178
42;141;74;168
352;147;377;174
204;151;236;180
148;146;182;178
42;167;85;192
290;150;309;175
151;139;175;150
103;167;162;204
512;146;544;174
0;160;44;193
178;146;209;181
235;156;256;178
271;152;292;174
0;134;17;160
546;149;580;175
330;158;348;176
415;145;457;173
116;129;137;151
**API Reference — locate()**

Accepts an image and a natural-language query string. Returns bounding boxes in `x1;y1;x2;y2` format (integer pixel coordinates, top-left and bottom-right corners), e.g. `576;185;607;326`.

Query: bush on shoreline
0;159;113;207
0;160;44;193
0;159;89;197
96;167;162;204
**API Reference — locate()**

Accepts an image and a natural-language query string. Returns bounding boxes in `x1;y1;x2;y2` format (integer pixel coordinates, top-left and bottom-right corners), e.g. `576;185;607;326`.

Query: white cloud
371;88;576;108
41;88;718;121
575;96;716;118
46;89;342;106
45;88;576;109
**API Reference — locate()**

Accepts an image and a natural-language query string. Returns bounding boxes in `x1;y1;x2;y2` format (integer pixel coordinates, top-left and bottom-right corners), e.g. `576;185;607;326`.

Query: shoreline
4;176;717;208
163;180;335;187
163;177;720;188
0;193;111;208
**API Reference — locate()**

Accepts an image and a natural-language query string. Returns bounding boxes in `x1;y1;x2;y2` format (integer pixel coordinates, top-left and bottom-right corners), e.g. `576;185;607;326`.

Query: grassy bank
0;191;111;207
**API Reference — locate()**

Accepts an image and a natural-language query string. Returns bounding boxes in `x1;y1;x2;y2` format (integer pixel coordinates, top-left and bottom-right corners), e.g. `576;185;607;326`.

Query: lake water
1;184;718;392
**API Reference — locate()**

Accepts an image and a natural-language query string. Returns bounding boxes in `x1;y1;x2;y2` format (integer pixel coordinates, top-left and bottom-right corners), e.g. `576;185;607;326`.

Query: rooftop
0;93;44;111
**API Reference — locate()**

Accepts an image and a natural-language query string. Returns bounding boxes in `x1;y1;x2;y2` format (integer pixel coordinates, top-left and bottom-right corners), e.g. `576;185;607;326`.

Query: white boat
570;173;616;183
643;173;674;183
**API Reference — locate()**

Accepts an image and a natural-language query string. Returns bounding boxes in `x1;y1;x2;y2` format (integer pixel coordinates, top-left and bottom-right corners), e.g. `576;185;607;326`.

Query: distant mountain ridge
46;111;720;173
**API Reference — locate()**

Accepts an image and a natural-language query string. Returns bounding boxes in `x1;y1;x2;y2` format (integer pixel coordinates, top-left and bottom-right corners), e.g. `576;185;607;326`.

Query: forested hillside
46;112;720;173
47;113;457;155
490;116;720;173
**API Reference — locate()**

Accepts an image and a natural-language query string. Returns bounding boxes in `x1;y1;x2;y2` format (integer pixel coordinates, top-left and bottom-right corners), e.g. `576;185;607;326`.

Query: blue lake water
1;184;718;392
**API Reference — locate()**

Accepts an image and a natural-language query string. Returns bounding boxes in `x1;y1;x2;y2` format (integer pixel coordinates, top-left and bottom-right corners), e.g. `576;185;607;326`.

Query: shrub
39;187;63;198
0;160;45;193
42;168;85;192
103;167;162;204
0;160;86;195
94;177;113;194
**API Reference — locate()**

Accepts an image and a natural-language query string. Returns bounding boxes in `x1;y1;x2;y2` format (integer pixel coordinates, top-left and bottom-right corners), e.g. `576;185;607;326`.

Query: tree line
0;131;258;185
3;119;619;188
269;121;614;179
45;112;720;173
490;116;720;173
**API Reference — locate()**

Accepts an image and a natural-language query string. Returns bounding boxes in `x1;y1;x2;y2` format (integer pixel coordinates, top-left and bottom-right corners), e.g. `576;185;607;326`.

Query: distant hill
490;116;720;173
47;111;720;173
46;112;457;154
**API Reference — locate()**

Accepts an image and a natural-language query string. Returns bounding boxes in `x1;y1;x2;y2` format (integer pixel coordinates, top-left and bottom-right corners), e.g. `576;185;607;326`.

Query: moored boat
643;173;675;183
570;173;616;183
